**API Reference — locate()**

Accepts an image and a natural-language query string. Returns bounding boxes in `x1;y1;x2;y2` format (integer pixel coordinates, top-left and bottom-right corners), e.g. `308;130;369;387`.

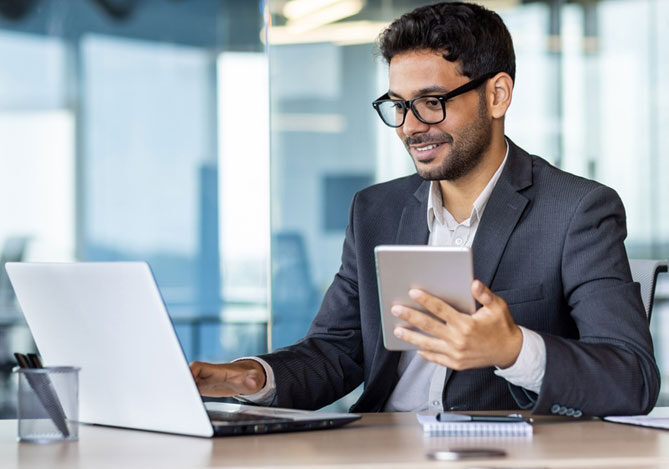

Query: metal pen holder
15;366;80;443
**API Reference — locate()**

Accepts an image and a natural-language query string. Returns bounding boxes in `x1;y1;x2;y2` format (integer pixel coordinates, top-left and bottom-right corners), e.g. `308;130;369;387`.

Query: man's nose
401;107;430;136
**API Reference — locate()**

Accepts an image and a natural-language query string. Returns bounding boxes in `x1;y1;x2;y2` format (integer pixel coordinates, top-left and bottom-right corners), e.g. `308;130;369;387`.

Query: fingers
391;303;451;338
190;361;216;389
471;280;497;308
189;361;206;379
470;280;513;323
406;288;467;326
391;288;473;345
393;326;450;353
393;327;470;370
189;361;237;397
188;360;266;397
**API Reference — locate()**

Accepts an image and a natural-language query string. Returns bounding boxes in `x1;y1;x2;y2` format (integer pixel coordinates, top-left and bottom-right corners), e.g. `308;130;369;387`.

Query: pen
27;353;43;369
437;412;532;423
14;353;70;437
14;352;31;369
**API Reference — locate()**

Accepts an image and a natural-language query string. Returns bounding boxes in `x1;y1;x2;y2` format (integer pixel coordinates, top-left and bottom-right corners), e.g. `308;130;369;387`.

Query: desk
2;413;669;468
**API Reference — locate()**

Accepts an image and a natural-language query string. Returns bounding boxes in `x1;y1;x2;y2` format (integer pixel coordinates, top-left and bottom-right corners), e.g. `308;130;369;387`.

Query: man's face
388;50;492;181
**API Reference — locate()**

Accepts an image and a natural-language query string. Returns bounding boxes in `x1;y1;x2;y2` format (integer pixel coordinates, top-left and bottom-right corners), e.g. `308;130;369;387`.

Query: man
191;2;659;416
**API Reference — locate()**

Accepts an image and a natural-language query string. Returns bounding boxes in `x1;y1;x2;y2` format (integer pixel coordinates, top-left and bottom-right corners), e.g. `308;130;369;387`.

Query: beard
405;96;492;181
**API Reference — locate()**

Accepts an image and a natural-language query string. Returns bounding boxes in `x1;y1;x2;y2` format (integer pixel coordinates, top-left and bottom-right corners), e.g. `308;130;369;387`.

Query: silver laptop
5;262;359;437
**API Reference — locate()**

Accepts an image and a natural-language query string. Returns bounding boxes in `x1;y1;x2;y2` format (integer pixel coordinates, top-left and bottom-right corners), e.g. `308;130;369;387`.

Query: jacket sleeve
257;193;365;410
527;185;660;416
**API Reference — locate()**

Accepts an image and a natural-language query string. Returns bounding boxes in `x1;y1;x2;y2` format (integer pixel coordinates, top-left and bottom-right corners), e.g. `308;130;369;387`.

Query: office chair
0;236;28;310
629;259;668;323
271;231;320;349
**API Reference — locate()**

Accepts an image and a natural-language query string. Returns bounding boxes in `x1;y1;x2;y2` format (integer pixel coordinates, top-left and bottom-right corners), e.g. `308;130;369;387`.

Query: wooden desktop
2;412;669;468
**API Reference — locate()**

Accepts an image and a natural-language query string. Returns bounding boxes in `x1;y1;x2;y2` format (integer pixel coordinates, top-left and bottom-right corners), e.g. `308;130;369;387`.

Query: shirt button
432;401;440;407
455;237;464;246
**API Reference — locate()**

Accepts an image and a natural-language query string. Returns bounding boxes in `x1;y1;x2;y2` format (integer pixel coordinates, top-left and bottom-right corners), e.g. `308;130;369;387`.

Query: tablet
374;245;475;351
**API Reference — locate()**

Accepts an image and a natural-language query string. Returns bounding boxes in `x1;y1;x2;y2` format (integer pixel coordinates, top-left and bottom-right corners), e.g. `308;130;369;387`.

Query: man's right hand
189;360;267;397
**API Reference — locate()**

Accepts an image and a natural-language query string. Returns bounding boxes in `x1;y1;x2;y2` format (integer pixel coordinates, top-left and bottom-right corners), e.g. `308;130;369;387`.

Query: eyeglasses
372;71;498;128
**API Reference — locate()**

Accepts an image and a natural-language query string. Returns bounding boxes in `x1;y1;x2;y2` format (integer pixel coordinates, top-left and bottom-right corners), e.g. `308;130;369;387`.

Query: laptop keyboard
207;410;286;423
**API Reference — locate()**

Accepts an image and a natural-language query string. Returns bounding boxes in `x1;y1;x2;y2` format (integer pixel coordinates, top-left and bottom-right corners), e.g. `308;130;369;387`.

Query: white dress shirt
240;141;546;409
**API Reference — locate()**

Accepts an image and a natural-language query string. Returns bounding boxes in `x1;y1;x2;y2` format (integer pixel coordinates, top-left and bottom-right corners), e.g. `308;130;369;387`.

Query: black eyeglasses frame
372;71;500;128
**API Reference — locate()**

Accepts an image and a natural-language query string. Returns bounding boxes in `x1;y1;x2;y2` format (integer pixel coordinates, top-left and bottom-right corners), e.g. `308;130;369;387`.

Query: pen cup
15;366;80;443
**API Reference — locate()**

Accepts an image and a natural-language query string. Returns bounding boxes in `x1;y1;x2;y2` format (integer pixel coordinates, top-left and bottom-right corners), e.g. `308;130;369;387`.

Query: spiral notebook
417;414;533;437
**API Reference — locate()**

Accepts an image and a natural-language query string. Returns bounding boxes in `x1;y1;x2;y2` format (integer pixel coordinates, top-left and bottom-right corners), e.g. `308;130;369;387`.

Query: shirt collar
427;139;510;231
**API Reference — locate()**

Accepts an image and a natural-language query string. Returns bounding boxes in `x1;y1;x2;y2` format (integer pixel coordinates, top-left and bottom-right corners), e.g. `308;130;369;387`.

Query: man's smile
415;143;441;152
409;141;450;161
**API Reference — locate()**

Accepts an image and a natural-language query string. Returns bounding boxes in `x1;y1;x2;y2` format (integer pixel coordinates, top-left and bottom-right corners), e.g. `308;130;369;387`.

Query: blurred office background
0;0;668;416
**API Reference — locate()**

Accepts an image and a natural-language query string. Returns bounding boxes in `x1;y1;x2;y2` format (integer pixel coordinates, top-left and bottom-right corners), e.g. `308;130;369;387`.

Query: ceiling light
283;0;340;20
284;0;364;34
266;20;388;46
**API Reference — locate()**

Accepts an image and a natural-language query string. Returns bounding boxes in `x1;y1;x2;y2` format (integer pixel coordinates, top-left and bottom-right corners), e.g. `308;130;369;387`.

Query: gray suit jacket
260;139;660;416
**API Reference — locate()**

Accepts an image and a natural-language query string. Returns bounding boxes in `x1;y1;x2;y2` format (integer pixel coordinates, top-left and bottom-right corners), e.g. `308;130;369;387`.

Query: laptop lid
6;262;214;437
7;262;360;437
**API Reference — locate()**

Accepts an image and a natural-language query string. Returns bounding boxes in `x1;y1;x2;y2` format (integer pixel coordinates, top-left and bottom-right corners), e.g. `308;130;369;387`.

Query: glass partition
0;0;269;417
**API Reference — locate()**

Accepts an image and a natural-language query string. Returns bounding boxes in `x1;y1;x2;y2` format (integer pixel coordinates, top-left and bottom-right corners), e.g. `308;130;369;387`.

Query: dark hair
377;2;516;83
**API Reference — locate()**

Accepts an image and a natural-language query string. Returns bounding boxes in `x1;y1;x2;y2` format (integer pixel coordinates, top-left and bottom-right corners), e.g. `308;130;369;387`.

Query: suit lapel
444;138;533;388
395;181;430;245
360;180;430;411
471;139;532;286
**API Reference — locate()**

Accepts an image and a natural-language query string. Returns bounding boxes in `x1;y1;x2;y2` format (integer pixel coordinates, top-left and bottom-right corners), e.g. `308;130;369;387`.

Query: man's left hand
391;280;523;370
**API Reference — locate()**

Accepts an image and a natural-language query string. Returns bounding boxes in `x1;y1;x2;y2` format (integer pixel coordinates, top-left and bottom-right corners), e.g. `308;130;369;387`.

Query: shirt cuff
494;326;546;394
232;357;276;406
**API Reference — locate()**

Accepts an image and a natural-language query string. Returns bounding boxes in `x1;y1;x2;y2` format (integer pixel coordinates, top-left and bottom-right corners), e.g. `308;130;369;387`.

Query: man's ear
487;72;513;119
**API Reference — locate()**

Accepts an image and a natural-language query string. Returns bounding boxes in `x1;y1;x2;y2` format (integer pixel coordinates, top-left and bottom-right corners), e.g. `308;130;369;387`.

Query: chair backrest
629;259;668;323
0;236;29;310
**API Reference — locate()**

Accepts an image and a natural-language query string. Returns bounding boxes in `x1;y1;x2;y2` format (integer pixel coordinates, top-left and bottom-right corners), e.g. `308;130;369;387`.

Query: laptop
5;262;360;437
